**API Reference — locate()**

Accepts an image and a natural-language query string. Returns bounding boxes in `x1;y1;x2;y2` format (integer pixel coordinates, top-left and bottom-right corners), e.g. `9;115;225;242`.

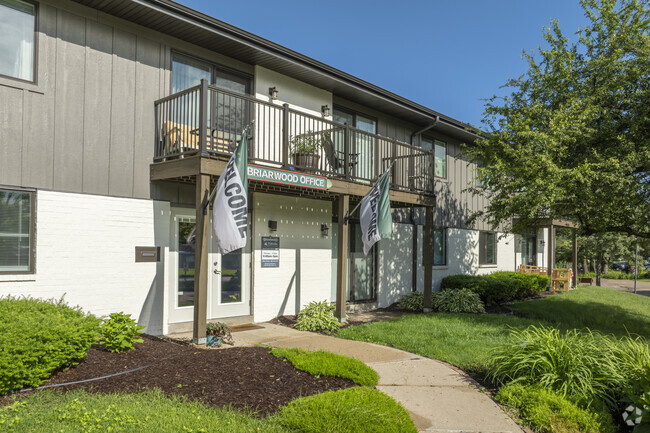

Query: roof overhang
71;0;483;144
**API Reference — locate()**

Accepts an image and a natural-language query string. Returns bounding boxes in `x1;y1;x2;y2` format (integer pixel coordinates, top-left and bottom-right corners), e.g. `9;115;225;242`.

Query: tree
465;0;650;238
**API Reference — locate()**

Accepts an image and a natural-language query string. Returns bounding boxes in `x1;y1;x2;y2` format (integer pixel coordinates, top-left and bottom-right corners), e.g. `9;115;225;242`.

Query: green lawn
508;285;650;338
338;286;650;372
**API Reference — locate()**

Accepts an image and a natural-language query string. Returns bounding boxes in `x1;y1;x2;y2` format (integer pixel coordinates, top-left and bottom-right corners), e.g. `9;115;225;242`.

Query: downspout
411;116;439;293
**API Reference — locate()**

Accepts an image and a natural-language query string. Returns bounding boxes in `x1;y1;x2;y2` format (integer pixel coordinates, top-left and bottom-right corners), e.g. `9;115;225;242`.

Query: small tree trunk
603;262;608;275
583;258;588;274
596;255;602;286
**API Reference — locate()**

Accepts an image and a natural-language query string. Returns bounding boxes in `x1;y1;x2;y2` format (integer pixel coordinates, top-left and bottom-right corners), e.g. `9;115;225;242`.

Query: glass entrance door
209;225;251;318
348;223;377;302
521;234;537;266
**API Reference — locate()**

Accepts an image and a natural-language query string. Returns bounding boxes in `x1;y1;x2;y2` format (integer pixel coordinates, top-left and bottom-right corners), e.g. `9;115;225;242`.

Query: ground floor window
521;233;537;266
349;223;377;302
433;228;446;266
479;231;497;265
0;188;34;273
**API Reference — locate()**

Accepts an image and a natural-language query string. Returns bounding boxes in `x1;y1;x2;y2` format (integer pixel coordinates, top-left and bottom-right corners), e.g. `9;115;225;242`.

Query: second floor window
171;52;251;95
479;231;497;265
0;0;36;82
421;137;447;178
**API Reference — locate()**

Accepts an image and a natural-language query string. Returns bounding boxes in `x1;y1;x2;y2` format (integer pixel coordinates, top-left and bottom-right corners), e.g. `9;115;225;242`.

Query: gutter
410;116;439;146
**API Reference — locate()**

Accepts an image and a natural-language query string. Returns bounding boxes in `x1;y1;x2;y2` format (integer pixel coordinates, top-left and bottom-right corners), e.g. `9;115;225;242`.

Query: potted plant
291;131;321;170
206;322;233;347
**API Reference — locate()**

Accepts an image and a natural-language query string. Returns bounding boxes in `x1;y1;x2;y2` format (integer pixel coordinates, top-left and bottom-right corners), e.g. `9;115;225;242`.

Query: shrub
0;296;100;394
296;300;341;334
397;292;423;311
488;326;650;409
99;312;144;353
271;347;379;386
274;387;417;433
433;288;485;314
495;383;615;433
440;272;549;306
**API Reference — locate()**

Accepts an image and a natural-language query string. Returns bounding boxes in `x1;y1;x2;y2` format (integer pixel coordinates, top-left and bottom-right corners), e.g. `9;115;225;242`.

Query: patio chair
321;131;358;176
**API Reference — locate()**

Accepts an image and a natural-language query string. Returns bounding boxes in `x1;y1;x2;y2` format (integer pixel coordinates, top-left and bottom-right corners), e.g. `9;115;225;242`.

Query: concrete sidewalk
228;323;523;433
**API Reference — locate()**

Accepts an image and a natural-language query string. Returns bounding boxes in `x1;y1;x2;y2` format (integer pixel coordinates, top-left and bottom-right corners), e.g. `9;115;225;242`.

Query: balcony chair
321;131;358;177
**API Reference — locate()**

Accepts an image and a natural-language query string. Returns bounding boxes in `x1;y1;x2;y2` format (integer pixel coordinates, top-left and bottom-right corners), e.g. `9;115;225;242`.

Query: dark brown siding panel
53;10;86;192
82;20;113;195
108;28;136;197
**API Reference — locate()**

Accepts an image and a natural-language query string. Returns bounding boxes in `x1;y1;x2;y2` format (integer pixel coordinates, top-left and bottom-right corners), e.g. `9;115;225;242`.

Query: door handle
213;269;221;275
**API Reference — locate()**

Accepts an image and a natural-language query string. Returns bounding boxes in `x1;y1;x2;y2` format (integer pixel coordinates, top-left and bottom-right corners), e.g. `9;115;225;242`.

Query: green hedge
0;296;100;394
440;272;549;306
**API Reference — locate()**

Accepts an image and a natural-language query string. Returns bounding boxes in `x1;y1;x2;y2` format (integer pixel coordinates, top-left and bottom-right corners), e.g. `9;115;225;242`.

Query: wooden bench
579;277;593;285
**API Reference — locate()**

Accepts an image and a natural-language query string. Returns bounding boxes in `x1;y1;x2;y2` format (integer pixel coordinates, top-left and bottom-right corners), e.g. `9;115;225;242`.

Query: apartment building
0;0;547;337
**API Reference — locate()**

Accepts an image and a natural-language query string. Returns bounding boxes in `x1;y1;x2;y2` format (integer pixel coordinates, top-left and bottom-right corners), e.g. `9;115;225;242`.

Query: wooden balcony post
343;125;351;180
572;230;578;288
335;194;349;321
199;79;208;156
547;223;554;290
282;103;290;167
423;206;434;312
193;174;210;344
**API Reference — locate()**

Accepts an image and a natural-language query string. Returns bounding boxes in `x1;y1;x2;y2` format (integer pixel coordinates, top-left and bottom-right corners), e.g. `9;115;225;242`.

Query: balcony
153;81;434;195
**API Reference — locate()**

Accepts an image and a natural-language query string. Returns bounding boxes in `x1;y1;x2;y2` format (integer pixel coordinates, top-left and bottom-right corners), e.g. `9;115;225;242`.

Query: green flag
360;167;393;255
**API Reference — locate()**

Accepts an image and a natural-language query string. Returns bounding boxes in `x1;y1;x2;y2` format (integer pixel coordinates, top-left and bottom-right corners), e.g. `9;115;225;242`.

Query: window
171;52;251;95
0;0;36;82
479;232;497;265
433;228;446;266
421;137;447;178
333;107;377;180
0;189;34;273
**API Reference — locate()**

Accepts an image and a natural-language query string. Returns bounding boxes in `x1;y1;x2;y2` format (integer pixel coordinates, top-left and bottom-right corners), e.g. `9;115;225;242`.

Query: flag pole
344;161;394;225
202;120;255;215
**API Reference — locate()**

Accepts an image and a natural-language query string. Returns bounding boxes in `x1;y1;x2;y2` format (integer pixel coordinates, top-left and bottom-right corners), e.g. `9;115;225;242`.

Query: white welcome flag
359;166;393;255
213;132;248;254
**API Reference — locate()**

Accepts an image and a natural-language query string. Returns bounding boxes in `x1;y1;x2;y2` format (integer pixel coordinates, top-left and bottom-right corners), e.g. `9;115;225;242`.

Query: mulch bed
25;335;356;417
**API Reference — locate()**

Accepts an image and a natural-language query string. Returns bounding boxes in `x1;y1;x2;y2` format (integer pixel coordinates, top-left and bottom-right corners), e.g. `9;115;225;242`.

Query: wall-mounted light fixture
268;86;278;100
321;223;329;237
268;220;278;231
321;104;330;117
539;239;546;247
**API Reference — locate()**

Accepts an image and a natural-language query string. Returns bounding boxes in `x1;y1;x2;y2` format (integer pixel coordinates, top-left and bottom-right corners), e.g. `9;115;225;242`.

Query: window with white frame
433;228;446;266
0;0;36;82
479;231;497;265
0;189;34;273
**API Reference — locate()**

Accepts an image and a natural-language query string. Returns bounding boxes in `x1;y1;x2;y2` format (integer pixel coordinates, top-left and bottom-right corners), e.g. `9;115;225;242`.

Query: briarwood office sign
247;164;331;190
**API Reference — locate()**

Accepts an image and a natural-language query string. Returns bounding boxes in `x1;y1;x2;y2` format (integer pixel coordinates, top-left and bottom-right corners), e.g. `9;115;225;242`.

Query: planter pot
292;153;320;170
206;335;222;347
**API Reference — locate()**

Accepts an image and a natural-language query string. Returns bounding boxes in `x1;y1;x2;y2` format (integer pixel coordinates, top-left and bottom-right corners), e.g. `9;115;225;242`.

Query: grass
274;387;417;433
270;347;378;386
338;313;542;372
1;387;415;433
338;286;650;372
0;389;287;433
508;285;650;338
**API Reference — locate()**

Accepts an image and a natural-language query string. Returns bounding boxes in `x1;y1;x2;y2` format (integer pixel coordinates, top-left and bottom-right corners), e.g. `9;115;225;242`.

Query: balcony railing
154;80;434;194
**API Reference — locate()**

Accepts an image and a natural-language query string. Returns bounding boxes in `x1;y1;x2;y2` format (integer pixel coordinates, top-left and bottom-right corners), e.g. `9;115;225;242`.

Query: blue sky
183;0;589;128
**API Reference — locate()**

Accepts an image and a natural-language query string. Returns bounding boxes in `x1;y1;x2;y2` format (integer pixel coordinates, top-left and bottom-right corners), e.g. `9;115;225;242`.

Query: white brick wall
0;190;170;334
251;193;332;322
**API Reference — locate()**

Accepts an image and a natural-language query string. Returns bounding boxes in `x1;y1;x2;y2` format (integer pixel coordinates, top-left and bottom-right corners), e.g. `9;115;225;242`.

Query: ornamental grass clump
0;296;100;394
495;383;615;433
397;292;424;311
433;288;485;314
295;300;341;334
488;325;650;409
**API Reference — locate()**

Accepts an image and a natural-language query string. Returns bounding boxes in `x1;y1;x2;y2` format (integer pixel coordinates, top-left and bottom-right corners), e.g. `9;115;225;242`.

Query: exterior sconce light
269;86;278;100
321;223;329;237
321;104;330;117
539;239;545;247
268;220;278;231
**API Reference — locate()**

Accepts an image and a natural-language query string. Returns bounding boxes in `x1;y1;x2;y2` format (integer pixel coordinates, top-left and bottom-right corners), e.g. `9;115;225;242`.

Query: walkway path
230;323;523;433
601;278;650;297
